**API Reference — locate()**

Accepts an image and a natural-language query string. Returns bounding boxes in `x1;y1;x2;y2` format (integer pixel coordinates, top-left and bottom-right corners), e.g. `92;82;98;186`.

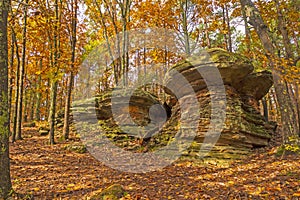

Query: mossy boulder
89;184;126;200
64;143;87;154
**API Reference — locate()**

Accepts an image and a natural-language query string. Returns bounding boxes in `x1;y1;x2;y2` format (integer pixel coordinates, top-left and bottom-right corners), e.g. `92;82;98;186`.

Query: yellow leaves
293;191;300;197
231;7;241;18
227;180;235;186
35;70;42;75
66;183;85;191
67;183;75;188
266;186;282;192
248;186;264;195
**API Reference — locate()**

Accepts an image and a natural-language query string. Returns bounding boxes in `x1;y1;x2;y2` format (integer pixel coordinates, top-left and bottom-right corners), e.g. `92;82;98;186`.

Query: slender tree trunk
222;5;228;51
181;0;191;55
8;27;15;129
270;88;279;121
16;0;29;140
241;0;251;52
119;0;130;86
0;0;12;197
49;81;58;144
275;0;294;60
22;91;28;123
204;18;211;48
12;27;20;143
143;46;147;91
49;0;60;144
63;0;77;140
29;89;35;121
104;0;121;84
225;4;232;52
58;81;64;112
294;83;300;136
34;59;42;121
45;79;50;119
95;0;118;85
63;73;74;140
262;97;268;122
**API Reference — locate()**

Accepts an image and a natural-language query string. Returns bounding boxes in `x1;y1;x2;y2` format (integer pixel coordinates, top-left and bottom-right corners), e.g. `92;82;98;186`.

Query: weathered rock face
76;48;275;164
95;88;161;126
164;48;254;98
237;70;273;100
160;48;275;162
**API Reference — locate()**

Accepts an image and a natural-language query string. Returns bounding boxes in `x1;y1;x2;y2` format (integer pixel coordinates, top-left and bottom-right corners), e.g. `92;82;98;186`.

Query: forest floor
9;127;300;200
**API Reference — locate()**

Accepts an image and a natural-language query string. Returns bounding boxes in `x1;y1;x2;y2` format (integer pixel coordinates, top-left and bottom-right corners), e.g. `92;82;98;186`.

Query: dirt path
10;128;300;199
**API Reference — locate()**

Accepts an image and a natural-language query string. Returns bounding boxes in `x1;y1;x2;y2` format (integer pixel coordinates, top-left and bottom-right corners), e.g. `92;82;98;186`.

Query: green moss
275;146;285;156
242;111;265;125
90;184;125;200
64;143;87;154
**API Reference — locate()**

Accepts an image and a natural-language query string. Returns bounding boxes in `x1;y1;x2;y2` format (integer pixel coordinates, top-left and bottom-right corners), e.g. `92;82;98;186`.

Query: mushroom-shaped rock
164;48;254;97
208;48;254;87
237;70;273;100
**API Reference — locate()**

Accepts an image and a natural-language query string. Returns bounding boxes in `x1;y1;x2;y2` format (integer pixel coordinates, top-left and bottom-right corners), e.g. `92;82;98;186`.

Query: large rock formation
160;49;275;163
73;48;276;164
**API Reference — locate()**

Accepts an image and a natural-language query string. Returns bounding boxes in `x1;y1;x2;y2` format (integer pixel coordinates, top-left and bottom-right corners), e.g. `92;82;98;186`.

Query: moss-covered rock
64;143;87;154
73;49;276;164
89;184;126;200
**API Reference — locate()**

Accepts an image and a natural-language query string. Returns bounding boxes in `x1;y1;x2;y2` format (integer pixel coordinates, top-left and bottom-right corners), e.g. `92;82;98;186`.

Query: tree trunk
240;0;299;143
63;74;74;140
225;4;232;52
180;0;191;55
11;27;20;143
49;80;58;144
29;90;35;122
241;1;251;52
275;0;294;60
22;91;28;123
44;82;49;120
63;0;77;140
294;83;300;136
16;0;29;140
261;97;268;122
0;0;12;197
204;18;211;48
49;0;60;144
222;5;228;51
34;59;42;121
8;28;15;129
94;0;118;85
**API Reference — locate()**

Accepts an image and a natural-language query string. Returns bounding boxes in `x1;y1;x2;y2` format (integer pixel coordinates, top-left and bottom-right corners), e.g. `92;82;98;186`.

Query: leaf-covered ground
10;127;300;199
